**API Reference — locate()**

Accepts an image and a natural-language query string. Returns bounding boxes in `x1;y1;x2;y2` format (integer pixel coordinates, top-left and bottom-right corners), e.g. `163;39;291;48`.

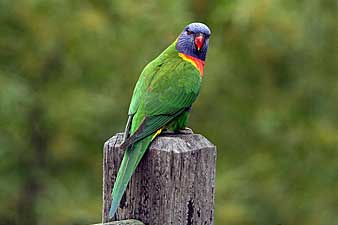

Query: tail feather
108;130;162;219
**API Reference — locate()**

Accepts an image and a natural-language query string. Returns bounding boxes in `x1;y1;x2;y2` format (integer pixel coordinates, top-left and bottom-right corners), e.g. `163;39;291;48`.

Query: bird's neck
178;53;205;76
157;41;205;76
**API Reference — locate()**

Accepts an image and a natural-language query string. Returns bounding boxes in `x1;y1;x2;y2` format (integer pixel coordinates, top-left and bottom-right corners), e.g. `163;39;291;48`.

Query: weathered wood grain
102;133;216;225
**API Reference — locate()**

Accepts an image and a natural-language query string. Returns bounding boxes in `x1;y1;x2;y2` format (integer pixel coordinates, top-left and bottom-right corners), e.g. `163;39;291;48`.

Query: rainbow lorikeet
109;22;211;219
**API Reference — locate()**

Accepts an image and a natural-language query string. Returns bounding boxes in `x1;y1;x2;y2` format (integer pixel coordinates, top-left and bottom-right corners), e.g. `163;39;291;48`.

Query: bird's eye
186;30;193;35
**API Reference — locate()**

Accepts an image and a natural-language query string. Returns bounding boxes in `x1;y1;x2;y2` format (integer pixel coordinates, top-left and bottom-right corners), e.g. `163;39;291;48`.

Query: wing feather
122;51;201;149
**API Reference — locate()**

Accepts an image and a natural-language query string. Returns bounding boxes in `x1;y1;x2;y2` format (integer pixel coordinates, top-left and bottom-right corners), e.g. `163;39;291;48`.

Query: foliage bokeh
1;0;337;224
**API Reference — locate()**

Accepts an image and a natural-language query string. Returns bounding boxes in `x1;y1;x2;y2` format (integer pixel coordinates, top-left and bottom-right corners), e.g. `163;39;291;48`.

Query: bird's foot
161;129;175;135
177;127;194;134
161;127;194;135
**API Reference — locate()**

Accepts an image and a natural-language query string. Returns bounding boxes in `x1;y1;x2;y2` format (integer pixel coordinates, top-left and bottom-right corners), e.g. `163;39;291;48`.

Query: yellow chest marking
178;53;205;76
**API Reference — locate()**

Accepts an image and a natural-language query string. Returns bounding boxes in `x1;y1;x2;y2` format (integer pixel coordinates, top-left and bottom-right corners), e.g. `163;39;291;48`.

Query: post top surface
93;219;144;225
105;132;215;153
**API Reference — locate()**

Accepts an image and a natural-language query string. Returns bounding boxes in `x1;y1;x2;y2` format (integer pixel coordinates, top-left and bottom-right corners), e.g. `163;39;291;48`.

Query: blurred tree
0;0;337;225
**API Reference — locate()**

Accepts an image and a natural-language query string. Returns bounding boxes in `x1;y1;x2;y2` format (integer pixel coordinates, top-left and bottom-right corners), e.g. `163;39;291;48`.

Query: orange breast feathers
178;53;205;76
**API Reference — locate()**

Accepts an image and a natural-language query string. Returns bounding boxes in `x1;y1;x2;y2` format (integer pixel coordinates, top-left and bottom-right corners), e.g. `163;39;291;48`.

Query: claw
160;129;175;135
178;127;194;134
160;127;194;135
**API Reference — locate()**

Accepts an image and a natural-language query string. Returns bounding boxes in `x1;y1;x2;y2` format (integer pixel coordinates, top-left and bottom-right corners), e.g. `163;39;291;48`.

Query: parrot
109;22;211;219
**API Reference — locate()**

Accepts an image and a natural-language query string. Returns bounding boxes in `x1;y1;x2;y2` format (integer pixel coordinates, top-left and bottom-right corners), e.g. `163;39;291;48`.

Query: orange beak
194;34;205;51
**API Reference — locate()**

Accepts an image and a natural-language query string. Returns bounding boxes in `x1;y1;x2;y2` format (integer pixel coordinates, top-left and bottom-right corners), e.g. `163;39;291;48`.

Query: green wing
122;60;162;141
122;52;201;148
127;60;163;116
127;42;178;116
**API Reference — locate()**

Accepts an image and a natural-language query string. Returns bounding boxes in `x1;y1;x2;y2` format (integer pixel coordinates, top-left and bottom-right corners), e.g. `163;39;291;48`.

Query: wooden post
102;133;216;225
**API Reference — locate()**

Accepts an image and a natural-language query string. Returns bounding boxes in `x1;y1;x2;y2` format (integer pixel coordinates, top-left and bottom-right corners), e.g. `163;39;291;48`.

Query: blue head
176;22;211;61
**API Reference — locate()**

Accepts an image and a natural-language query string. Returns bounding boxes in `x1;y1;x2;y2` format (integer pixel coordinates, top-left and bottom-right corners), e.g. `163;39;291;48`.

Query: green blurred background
1;0;338;224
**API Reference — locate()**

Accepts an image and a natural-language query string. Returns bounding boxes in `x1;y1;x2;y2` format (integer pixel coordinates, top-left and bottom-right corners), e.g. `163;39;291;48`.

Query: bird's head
176;22;211;61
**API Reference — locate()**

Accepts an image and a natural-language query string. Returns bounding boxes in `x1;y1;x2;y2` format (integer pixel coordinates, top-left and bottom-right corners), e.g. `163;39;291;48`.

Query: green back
127;41;202;136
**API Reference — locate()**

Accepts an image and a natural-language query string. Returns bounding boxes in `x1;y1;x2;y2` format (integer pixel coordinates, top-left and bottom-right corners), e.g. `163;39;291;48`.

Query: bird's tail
108;129;162;219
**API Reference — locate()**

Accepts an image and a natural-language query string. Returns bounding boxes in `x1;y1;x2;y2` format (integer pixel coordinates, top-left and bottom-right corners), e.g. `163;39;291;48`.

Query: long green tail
108;134;155;219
